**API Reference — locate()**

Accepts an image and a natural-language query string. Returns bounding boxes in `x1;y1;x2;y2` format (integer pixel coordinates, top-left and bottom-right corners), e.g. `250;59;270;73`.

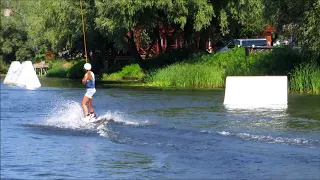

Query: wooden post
245;47;250;56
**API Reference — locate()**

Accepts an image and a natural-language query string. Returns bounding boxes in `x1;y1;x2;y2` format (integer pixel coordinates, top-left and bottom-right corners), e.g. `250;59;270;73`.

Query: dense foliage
265;0;320;56
2;0;319;65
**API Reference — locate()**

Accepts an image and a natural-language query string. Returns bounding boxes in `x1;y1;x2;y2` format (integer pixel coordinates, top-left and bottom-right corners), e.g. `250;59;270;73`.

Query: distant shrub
146;47;305;89
254;47;303;75
147;48;195;69
102;64;145;81
46;58;87;79
46;59;69;78
0;59;9;74
67;60;86;79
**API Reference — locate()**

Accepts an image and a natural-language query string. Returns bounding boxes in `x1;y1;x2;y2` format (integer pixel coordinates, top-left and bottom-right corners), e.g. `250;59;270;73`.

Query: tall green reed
290;62;320;94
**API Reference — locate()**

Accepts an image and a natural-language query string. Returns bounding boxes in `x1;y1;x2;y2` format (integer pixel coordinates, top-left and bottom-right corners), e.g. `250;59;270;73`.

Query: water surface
1;77;320;179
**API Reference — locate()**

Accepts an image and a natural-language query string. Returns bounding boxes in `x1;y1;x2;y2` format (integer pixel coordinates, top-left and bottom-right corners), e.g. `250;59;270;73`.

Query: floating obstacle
3;61;41;90
3;61;21;85
223;76;287;108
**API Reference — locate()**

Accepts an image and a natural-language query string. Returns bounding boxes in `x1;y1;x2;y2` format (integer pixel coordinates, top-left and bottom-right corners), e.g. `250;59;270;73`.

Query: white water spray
42;100;149;137
44;101;88;129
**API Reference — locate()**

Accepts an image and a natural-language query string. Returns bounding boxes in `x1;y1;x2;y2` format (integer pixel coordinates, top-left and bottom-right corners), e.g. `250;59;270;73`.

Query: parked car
217;38;268;52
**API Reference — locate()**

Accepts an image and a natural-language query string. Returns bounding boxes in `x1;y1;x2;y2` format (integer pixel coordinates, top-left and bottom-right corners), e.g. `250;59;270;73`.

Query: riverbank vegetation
103;47;319;94
102;64;145;81
147;48;319;94
289;62;320;94
1;0;319;94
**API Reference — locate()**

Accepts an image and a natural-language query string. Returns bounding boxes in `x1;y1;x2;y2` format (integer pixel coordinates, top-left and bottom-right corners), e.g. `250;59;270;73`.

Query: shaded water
1;77;320;179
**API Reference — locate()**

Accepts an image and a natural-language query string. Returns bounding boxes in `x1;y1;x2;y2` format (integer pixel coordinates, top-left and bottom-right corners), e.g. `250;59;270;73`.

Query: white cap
84;63;91;70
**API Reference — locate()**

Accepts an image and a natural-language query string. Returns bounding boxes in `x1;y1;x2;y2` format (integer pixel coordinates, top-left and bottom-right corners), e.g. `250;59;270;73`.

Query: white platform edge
223;76;288;108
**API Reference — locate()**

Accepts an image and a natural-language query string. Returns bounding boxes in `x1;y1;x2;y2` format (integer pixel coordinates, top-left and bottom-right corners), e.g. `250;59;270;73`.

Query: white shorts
85;88;96;99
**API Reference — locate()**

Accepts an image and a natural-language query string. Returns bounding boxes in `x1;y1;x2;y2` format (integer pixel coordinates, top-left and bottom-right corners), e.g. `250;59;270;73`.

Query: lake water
1;77;320;179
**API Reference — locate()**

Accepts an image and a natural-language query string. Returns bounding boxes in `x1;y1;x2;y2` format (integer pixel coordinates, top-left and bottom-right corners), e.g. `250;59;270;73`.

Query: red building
130;24;276;58
264;24;277;45
132;24;185;59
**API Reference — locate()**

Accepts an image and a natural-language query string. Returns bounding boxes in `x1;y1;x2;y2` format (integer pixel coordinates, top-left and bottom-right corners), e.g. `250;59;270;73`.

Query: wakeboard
91;117;109;124
87;116;111;126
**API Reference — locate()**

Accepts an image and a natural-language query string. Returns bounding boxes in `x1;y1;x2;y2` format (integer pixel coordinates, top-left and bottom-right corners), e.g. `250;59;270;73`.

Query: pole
80;0;88;63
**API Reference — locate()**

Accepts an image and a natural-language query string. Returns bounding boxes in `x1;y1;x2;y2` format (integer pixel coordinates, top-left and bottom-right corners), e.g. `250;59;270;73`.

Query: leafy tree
264;0;319;59
210;0;266;40
299;0;320;58
95;0;214;70
0;0;33;62
24;0;83;53
2;0;318;73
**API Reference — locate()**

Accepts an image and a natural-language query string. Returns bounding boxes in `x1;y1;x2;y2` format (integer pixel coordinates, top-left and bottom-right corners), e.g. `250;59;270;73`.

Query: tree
299;0;320;58
1;0;85;62
25;0;83;53
209;0;266;40
264;0;320;59
0;0;33;62
95;0;214;70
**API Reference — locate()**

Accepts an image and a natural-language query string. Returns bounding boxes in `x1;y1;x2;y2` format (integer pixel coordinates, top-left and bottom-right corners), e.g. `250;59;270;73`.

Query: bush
67;59;86;79
255;47;303;75
147;48;195;69
102;64;145;81
46;58;101;79
46;59;70;78
0;59;9;75
146;47;305;89
146;47;262;88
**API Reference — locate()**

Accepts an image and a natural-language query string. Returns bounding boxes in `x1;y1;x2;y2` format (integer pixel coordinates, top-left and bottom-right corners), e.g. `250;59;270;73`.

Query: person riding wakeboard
82;63;97;122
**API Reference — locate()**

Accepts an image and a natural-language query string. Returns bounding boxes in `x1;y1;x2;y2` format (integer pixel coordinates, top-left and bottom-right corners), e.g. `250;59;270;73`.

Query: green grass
145;47;320;94
2;47;317;94
146;47;271;88
102;64;145;81
146;63;225;88
46;59;86;79
290;62;320;94
46;59;70;78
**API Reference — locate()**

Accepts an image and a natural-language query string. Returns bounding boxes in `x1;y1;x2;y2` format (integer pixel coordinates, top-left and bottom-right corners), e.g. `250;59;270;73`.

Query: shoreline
1;75;318;94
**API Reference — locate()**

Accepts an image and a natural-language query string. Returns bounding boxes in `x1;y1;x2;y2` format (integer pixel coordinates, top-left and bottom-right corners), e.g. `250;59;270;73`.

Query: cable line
80;0;88;63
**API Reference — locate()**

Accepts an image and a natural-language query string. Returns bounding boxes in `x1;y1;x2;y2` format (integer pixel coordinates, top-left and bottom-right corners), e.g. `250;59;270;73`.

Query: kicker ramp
223;76;287;108
3;61;41;90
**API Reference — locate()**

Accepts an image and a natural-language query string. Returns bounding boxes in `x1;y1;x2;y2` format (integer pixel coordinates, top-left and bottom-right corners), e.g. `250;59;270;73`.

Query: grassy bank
39;48;320;94
290;62;320;94
2;47;319;94
46;59;86;79
145;47;319;94
101;64;145;81
46;59;71;78
146;63;225;88
145;47;285;88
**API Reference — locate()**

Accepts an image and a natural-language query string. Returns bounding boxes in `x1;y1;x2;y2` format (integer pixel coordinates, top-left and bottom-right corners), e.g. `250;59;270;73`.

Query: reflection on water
287;94;320;120
38;77;83;88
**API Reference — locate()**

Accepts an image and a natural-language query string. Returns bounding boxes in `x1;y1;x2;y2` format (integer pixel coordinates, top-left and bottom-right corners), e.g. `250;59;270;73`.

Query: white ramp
16;61;41;89
3;61;21;85
223;76;287;108
3;61;41;90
